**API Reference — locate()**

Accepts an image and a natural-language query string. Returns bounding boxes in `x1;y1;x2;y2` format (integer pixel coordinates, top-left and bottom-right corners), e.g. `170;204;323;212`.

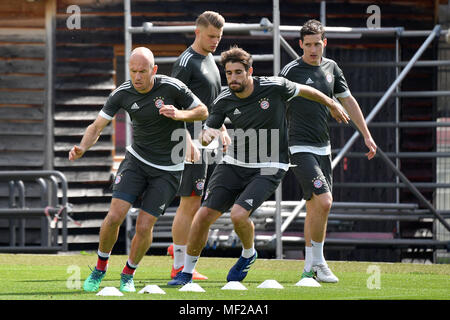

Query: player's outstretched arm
297;84;350;124
338;95;377;160
69;115;110;161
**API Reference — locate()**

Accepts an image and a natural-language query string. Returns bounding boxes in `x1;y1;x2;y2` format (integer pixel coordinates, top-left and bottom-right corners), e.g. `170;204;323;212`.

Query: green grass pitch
0;253;449;301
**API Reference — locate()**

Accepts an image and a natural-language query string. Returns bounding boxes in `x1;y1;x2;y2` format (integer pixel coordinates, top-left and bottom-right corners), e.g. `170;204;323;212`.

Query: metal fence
0;171;69;252
436;33;450;262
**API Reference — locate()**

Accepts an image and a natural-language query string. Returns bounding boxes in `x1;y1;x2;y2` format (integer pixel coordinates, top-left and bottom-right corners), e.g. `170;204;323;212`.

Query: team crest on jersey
326;73;333;83
114;174;122;184
153;96;165;109
259;98;270;110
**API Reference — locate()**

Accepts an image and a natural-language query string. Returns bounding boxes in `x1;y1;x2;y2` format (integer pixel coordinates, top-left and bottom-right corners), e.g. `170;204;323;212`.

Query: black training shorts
177;162;208;197
202;163;286;214
289;152;332;201
112;152;182;217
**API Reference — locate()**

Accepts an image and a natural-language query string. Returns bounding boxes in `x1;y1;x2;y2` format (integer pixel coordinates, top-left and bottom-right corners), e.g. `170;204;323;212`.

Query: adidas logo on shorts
244;199;253;207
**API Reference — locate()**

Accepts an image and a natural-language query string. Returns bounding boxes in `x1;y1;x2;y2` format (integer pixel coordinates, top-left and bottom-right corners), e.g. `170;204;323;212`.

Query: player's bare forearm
69;125;99;160
298;84;330;105
298;84;338;110
182;104;208;122
220;124;231;152
298;85;349;123
160;104;208;122
339;95;377;159
338;95;372;140
69;116;109;160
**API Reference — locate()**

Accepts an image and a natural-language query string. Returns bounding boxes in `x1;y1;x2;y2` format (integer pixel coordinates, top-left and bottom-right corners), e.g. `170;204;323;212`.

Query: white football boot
312;264;339;283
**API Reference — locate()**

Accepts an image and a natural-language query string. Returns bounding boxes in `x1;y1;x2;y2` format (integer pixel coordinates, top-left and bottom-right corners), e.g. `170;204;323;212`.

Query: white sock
311;240;326;266
127;258;138;269
173;244;186;269
182;254;199;274
241;245;255;258
304;246;313;272
97;250;110;259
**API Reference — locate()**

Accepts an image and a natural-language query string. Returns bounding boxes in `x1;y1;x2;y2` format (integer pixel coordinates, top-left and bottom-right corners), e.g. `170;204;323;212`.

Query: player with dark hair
69;47;208;293
168;11;231;281
168;46;350;285
280;19;377;285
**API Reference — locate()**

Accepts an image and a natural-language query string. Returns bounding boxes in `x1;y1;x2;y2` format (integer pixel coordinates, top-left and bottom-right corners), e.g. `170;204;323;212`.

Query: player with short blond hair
168;11;231;281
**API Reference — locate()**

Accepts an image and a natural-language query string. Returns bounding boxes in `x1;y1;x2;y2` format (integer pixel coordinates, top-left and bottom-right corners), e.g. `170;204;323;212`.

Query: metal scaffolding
0;171;69;252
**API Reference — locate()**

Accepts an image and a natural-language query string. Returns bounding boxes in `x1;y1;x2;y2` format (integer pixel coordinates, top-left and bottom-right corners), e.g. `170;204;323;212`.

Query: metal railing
0;170;69;252
263;24;450;255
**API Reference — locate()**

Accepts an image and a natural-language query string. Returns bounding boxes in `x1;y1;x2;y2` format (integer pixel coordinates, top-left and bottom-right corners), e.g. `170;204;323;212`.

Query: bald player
69;47;208;293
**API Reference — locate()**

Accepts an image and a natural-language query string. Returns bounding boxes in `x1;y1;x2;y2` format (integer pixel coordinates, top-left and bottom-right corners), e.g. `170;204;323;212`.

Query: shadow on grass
0;290;86;297
16;279;67;283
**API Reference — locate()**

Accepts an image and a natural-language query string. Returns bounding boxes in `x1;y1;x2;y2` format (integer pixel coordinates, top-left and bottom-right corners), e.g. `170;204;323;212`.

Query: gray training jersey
280;57;350;155
171;46;222;137
99;75;201;171
206;76;301;170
